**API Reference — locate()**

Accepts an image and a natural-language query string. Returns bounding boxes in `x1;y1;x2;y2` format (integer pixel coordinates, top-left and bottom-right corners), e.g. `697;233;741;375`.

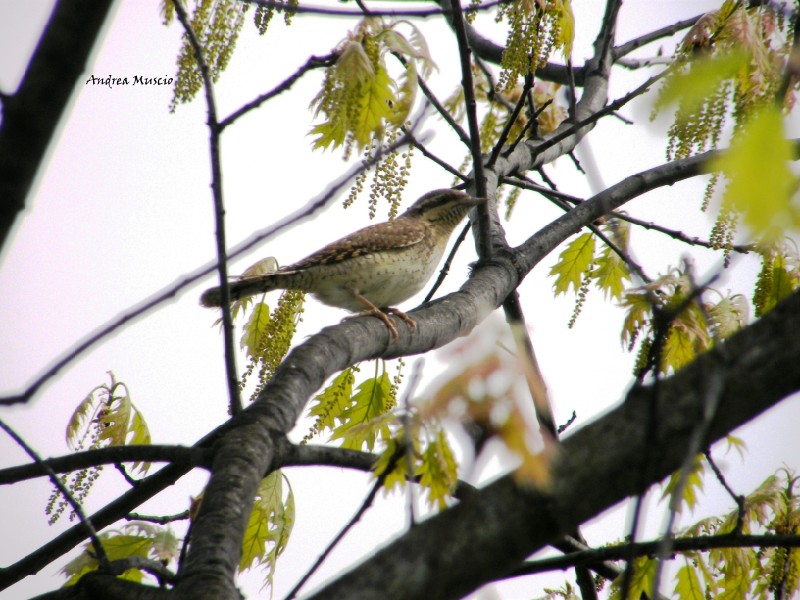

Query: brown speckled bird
200;189;482;339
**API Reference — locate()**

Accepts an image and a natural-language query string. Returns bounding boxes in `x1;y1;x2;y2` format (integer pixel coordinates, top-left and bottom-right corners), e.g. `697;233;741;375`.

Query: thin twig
0;419;110;569
416;66;472;148
532;69;667;161
503;175;753;254
401;125;467;180
504;98;552;158
173;0;242;416
613;14;703;60
285;448;404;599
616;56;675;70
566;57;578;120
401;359;426;527
615;212;753;254
447;0;492;257
704;450;746;533
423;221;471;303
506;533;800;579
220;53;336;129
126;510;191;524
114;463;141;487
487;72;533;168
650;266;733;594
238;0;510;18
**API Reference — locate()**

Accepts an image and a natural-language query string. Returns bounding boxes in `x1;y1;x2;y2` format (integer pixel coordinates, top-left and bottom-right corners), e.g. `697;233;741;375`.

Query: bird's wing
286;219;427;270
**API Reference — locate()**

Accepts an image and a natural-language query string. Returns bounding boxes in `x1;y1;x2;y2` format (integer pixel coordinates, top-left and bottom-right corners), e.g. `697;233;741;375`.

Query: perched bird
200;189;483;339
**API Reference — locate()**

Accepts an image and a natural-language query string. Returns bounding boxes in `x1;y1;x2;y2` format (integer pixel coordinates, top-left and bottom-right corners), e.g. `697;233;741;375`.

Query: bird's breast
306;241;444;310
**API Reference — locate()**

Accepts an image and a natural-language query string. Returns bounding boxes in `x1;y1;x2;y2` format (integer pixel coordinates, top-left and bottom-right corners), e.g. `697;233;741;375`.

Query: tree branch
0;0;115;254
172;0;242;417
219;53;336;129
0;445;207;485
308;288;800;599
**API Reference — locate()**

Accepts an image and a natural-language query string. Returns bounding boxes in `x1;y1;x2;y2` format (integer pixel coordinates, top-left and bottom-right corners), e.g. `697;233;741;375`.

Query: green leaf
620;292;652;349
593;220;631;300
662;325;698;373
63;534;153;586
353;64;394;148
66;392;97;448
593;249;631;300
415;429;458;509
330;373;392;451
610;556;657;599
554;0;575;58
662;455;705;514
390;61;418;126
309;117;348;152
656;51;748;115
674;563;705;600
550;233;595;295
306;368;356;437
239;471;295;594
240;302;271;358
707;107;798;241
372;436;412;493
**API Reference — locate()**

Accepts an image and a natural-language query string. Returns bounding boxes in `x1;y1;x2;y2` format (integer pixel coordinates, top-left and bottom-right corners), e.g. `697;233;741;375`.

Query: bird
200;188;483;339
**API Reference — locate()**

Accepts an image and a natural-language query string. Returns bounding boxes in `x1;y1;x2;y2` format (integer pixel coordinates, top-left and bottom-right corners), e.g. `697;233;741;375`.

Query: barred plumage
200;189;483;338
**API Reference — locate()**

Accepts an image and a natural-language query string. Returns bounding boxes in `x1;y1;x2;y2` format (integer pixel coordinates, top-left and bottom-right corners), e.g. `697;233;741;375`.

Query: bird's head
403;189;485;228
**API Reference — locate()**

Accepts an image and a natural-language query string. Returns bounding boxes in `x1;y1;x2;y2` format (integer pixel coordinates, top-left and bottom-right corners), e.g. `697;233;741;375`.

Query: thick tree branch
309;288;800;599
506;533;800;580
172;142;721;598
0;0;115;254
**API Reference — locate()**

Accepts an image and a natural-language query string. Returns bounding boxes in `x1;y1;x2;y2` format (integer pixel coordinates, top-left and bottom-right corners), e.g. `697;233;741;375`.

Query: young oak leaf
415;428;458;509
674;563;705;600
330;373;393;451
239;471;295;595
707;107;798;242
706;293;748;339
353;64;395;148
63;534;154;586
662;455;705;514
306;367;356;437
240;302;271;358
550;232;595;296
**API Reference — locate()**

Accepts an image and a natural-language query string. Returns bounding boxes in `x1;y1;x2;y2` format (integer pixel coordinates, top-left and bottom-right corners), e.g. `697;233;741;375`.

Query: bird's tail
199;275;279;307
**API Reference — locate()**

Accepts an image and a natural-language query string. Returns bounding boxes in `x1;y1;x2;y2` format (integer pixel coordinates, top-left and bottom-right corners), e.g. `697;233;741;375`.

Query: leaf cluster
46;373;151;525
309;18;435;158
654;1;798;251
62;521;179;587
495;0;574;92
549;221;632;327
610;469;800;599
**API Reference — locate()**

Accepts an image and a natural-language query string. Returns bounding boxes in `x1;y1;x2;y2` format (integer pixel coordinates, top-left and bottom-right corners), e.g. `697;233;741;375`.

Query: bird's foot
342;309;399;340
344;289;418;341
384;307;417;331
